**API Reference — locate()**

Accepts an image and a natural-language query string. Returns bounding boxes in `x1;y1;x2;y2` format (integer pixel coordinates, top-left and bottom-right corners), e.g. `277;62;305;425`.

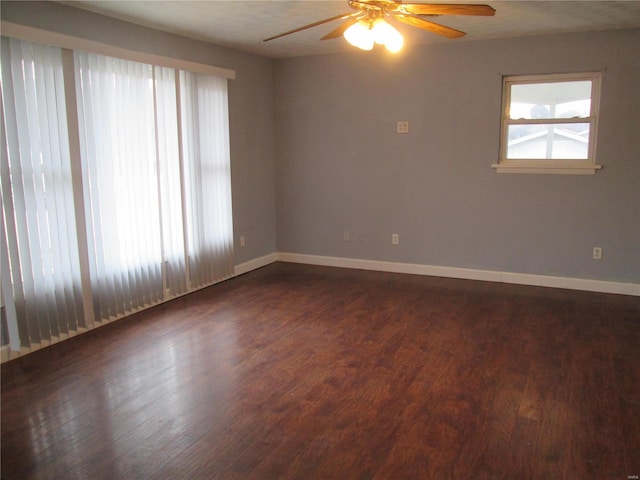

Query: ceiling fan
263;1;495;52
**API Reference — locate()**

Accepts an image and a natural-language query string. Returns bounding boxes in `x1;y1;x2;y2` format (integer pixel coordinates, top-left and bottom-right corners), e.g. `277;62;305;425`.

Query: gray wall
3;2;639;284
275;29;640;283
1;1;277;266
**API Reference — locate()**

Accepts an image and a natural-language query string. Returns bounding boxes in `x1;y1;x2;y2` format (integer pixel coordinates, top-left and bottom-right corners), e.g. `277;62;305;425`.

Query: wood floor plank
2;262;639;479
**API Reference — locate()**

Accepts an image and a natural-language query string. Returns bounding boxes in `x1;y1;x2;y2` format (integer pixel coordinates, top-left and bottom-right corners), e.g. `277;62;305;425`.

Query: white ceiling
61;1;640;58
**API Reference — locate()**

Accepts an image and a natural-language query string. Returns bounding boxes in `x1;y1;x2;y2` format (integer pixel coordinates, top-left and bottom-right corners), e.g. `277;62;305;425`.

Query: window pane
154;66;188;298
1;38;85;350
507;123;590;159
179;71;234;289
75;51;165;319
509;81;592;119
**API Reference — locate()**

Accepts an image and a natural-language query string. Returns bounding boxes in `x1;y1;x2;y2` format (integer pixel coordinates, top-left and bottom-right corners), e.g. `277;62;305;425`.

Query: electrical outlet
593;247;602;260
392;233;399;245
396;121;409;134
240;235;246;247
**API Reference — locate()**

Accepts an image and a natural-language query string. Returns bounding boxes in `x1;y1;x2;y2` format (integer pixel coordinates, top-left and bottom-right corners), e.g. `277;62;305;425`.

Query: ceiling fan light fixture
372;18;401;45
344;19;374;50
264;2;495;49
344;17;403;53
372;18;389;45
380;22;403;53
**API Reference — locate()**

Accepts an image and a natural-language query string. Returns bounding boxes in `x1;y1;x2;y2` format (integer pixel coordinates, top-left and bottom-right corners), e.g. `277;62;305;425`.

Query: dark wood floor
1;262;639;479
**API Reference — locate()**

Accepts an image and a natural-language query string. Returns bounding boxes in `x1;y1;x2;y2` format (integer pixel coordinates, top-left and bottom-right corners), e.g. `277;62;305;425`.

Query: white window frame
493;72;602;174
1;21;235;79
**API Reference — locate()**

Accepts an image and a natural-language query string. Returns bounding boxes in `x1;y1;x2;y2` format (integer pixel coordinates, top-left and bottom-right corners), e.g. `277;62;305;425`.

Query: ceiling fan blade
321;14;362;40
401;4;496;16
394;14;466;38
263;12;354;42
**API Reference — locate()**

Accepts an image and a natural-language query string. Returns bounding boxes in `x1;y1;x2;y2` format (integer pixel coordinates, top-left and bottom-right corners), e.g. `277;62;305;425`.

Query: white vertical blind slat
11;40;44;344
75;52;111;320
34;47;64;338
51;50;83;334
1;66;25;351
1;39;30;349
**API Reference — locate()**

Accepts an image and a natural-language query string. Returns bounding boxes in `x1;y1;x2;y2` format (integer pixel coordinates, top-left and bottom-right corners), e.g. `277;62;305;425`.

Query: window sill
491;161;602;175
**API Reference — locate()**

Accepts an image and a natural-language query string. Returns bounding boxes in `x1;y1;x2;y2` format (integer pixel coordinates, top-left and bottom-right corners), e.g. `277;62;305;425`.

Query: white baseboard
1;322;114;363
3;252;635;363
1;259;277;363
276;252;640;297
1;344;27;363
234;252;278;276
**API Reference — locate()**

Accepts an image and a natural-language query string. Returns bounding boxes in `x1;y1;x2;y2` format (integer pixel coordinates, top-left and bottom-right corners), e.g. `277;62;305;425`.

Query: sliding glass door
1;37;234;353
1;38;85;350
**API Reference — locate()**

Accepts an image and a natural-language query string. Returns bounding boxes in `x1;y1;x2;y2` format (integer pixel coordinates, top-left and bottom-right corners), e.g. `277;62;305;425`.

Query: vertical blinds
1;37;234;353
179;71;234;290
1;38;85;351
75;53;169;320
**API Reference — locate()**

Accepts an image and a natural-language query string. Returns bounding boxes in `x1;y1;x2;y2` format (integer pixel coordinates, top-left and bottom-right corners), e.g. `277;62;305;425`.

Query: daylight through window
1;36;234;353
494;72;602;174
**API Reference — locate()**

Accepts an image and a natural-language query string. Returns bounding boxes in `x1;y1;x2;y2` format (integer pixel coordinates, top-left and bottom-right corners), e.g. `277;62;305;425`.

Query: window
1;38;85;350
72;51;234;321
493;72;602;174
1;35;234;353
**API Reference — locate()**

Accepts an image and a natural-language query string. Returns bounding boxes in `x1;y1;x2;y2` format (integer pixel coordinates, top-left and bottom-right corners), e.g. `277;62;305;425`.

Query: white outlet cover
397;121;409;134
